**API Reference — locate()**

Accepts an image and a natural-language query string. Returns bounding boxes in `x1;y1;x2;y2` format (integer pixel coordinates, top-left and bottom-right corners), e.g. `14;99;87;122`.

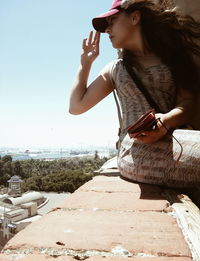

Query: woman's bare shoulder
99;59;122;75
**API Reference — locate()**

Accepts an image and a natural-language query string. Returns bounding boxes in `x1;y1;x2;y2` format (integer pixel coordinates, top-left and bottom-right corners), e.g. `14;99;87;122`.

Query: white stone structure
0;191;46;245
3;191;44;207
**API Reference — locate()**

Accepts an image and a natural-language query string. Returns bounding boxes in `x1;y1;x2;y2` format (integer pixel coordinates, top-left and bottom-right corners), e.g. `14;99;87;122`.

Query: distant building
0;187;47;246
0;176;67;247
7;175;23;197
3;191;45;207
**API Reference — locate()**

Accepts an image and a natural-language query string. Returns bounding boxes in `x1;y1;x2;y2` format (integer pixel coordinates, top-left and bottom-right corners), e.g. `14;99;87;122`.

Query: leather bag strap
124;62;162;113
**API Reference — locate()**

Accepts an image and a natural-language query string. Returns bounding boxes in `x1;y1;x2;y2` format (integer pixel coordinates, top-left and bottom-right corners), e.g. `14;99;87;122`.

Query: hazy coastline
0;146;116;161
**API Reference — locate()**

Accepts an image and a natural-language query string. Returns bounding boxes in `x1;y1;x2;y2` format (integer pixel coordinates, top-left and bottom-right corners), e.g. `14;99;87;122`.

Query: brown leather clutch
127;109;158;138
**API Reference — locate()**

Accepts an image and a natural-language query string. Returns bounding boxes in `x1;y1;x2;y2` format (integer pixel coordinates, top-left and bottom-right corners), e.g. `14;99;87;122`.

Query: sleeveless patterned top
109;59;176;141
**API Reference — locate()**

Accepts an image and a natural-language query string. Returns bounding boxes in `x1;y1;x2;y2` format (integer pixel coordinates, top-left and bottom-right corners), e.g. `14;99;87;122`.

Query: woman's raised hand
81;31;100;65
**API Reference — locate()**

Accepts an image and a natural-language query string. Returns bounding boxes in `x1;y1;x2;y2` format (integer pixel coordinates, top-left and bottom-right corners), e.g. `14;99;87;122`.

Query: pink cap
92;0;122;32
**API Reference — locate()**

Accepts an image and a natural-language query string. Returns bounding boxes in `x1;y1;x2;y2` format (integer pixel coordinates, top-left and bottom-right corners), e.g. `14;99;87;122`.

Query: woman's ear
131;10;141;25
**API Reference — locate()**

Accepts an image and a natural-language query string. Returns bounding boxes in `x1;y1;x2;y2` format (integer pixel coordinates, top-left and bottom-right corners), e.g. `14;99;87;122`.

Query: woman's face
106;11;140;49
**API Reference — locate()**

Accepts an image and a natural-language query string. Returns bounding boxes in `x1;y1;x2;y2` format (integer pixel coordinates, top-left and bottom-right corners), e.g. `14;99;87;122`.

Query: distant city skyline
0;144;116;161
0;0;119;148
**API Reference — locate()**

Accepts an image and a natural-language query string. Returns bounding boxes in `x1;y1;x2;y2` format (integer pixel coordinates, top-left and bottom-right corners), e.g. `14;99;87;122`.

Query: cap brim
92;9;120;33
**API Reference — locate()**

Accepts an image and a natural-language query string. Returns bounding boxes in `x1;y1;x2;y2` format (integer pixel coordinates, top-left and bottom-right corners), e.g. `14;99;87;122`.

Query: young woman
69;0;200;187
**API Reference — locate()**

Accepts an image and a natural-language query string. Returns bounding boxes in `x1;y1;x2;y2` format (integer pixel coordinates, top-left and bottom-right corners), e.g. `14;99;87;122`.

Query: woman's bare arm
69;31;114;115
162;88;195;129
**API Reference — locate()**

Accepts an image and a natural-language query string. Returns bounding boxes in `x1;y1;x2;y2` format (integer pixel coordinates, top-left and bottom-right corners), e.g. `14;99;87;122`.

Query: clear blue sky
0;0;119;149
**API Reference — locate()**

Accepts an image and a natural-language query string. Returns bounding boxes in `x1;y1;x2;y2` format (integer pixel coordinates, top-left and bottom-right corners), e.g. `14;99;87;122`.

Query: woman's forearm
69;62;92;114
163;96;195;129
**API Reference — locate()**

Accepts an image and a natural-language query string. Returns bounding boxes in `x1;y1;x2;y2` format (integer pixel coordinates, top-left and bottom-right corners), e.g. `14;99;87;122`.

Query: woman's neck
127;26;151;57
136;53;161;68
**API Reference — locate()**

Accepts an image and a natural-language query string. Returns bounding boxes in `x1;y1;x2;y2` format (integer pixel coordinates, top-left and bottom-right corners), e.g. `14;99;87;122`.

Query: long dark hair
120;1;200;93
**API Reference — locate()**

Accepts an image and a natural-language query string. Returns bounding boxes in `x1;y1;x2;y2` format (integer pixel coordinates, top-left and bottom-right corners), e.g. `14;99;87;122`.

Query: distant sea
0;147;116;161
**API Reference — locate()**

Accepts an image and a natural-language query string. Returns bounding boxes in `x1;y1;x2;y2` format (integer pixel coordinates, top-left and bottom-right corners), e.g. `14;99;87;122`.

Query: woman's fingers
82;38;87;49
93;31;100;44
94;31;100;54
88;31;93;45
82;31;99;50
134;125;168;144
134;131;158;144
81;31;100;64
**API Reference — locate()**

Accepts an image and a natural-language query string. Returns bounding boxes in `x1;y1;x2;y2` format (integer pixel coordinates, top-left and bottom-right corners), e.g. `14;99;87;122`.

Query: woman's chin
111;42;122;49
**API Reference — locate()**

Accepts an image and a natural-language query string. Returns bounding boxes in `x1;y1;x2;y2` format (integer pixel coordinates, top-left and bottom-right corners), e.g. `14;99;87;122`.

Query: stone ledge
57;191;169;212
0;176;195;260
2;209;190;255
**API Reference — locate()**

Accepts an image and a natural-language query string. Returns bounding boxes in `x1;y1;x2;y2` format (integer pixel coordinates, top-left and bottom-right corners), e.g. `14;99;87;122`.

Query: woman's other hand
131;113;168;144
81;31;100;66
